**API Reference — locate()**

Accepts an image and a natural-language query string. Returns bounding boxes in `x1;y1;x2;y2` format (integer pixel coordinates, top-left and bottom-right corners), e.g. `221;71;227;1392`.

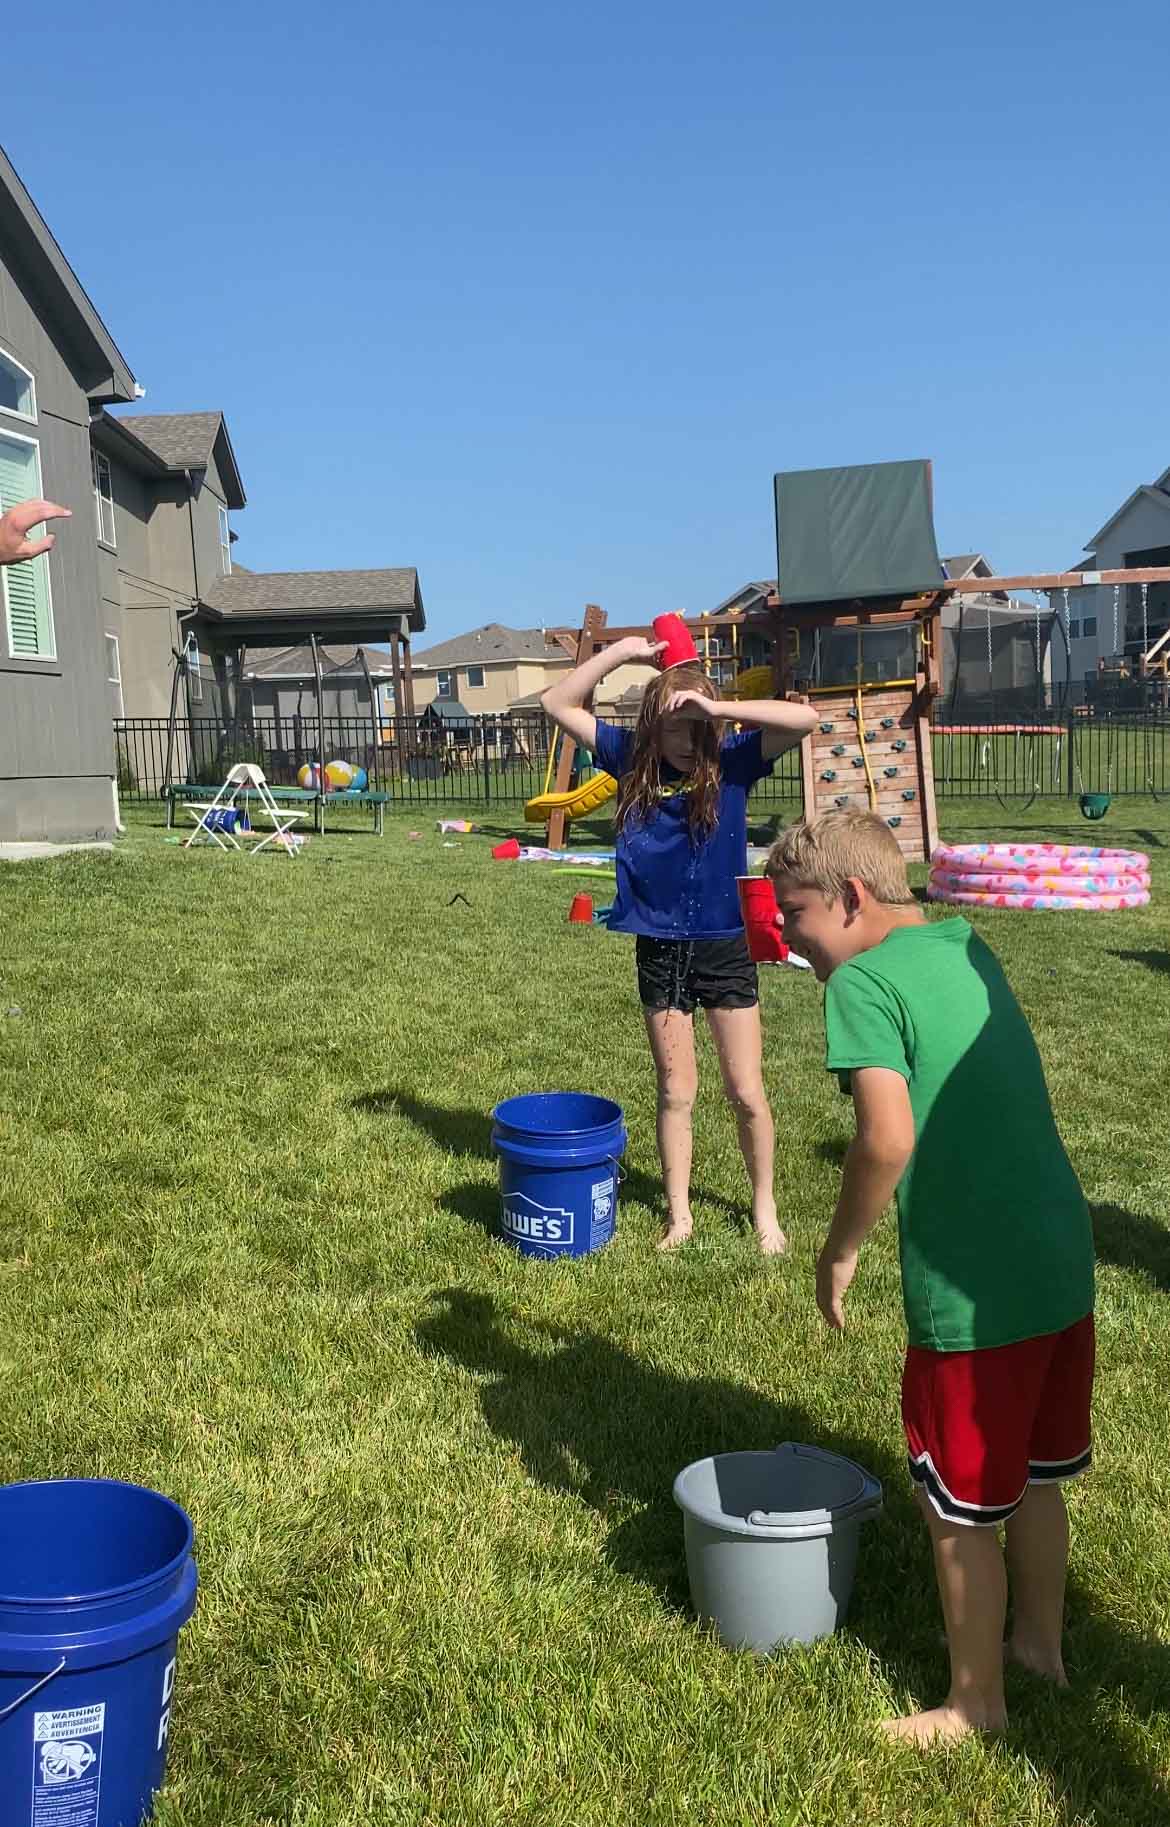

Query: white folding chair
182;766;250;849
235;763;310;856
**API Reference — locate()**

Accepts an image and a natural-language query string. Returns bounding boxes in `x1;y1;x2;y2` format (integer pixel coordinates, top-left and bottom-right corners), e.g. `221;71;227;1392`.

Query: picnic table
164;784;389;836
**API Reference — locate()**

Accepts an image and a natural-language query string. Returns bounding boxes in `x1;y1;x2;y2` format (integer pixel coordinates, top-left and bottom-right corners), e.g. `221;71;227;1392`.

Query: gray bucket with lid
672;1442;882;1653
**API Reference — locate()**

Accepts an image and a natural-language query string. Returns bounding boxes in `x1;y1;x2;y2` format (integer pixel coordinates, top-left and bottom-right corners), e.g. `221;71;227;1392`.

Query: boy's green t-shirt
824;917;1094;1353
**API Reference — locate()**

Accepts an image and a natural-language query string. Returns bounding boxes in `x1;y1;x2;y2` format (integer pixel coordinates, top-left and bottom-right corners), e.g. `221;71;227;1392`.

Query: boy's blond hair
767;809;914;905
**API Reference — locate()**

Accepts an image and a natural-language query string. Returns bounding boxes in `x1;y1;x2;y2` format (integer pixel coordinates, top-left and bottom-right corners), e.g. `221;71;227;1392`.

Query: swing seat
1079;792;1111;821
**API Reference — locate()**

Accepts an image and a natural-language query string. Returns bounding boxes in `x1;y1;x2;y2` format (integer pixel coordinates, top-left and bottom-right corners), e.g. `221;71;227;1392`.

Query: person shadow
1091;1202;1170;1293
416;1290;1170;1824
1108;948;1170;977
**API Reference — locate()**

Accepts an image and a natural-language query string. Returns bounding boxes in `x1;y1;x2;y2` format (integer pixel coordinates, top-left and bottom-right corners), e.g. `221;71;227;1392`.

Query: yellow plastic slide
524;772;618;823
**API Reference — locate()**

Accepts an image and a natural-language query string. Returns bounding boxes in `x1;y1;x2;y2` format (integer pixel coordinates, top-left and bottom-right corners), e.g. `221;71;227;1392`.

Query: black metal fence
113;713;807;809
114;705;1168;813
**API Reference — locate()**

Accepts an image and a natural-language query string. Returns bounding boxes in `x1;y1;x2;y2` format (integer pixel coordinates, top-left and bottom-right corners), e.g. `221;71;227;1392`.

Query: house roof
423;697;473;722
412;622;565;669
0;145;137;403
941;554;986;578
107;411;246;508
706;581;776;615
241;642;396;682
202;567;424;632
1085;482;1170;551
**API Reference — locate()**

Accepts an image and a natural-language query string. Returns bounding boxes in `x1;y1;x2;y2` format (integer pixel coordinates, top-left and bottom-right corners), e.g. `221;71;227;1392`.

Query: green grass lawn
1;798;1168;1826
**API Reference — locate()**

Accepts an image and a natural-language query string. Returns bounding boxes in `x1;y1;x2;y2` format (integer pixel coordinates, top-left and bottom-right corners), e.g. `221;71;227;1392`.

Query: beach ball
297;763;321;789
350;766;368;790
325;758;355;790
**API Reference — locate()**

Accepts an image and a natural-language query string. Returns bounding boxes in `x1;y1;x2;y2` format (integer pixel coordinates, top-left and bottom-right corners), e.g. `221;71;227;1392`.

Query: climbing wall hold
820;721;833;734
834;796;850;809
881;717;895;730
883;766;898;779
888;816;902;829
901;789;916;802
831;744;846;757
851;757;864;769
892;740;907;753
820;770;837;782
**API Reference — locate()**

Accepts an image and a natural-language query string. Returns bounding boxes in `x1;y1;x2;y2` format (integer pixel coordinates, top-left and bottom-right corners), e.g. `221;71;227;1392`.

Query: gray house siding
1068;490;1170;681
0;251;118;839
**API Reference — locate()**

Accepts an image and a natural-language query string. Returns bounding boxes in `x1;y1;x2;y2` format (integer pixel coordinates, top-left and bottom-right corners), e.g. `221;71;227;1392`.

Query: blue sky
6;1;1169;645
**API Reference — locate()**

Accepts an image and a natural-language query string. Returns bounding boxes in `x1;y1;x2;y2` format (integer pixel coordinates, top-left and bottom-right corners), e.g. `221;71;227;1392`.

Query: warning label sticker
32;1704;104;1827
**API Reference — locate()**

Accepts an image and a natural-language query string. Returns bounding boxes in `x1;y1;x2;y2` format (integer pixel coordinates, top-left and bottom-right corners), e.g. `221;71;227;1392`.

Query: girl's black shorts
635;935;758;1014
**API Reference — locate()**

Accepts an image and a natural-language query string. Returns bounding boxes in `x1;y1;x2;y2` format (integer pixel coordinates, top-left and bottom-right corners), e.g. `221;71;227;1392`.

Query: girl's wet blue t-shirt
592;720;774;939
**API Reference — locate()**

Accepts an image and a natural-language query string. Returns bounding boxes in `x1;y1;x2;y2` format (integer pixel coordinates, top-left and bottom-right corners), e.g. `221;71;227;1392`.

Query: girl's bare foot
752;1202;787;1256
657;1215;694;1251
753;1217;787;1256
880;1699;1005;1746
1007;1636;1068;1686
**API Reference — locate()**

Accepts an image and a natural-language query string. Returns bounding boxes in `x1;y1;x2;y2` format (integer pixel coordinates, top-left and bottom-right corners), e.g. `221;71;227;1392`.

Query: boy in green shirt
767;810;1095;1746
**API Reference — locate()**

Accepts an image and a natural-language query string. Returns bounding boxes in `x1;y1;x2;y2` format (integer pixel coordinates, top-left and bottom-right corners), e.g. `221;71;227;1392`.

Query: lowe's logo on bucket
500;1192;575;1252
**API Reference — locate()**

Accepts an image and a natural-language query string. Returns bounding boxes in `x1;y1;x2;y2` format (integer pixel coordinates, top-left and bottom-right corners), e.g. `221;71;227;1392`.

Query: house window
1068;620;1080;640
436;669;455;699
1082;616;1097;638
0;347;36;422
466;664;485;689
105;632;124;716
219;505;231;576
93;449;116;548
0;428;55;661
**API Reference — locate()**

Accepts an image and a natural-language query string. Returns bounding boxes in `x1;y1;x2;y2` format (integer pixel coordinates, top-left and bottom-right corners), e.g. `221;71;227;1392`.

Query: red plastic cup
652;612;700;671
737;875;789;963
492;837;521;860
568;892;594;924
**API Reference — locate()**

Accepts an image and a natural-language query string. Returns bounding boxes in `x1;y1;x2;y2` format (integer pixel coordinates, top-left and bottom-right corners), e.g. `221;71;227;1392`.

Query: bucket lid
672;1442;882;1539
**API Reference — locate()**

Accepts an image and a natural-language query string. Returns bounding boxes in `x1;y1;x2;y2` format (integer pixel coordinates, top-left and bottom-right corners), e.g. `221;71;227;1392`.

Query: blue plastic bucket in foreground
0;1479;197;1826
491;1092;626;1259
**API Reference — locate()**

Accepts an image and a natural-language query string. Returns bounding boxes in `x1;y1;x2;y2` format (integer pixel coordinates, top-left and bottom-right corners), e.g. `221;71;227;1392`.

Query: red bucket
568;893;594;924
652;612;700;671
736;876;788;963
492;837;521;860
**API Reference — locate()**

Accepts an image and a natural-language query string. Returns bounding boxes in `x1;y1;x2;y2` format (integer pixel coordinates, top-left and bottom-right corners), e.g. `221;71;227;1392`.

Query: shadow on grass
357;1087;751;1233
1091;1202;1170;1293
1109;948;1170;977
418;1289;1170;1825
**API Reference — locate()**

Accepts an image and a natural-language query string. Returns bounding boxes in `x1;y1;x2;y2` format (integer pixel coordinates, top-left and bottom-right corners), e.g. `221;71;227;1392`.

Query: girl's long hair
614;664;724;840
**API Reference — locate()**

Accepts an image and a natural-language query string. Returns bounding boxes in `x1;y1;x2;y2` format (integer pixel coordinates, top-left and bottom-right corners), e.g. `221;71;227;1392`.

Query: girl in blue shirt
542;635;816;1251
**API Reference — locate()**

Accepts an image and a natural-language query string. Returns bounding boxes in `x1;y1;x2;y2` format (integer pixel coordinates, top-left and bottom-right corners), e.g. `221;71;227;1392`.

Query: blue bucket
491;1092;626;1260
0;1479;197;1826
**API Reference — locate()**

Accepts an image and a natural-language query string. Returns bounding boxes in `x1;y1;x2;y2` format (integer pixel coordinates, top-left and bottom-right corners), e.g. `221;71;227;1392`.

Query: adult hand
664;687;721;719
816;1245;857;1330
619;636;668;664
0;499;71;564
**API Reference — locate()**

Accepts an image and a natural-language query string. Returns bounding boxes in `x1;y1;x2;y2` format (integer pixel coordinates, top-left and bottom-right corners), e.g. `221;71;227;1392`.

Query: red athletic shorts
902;1313;1094;1528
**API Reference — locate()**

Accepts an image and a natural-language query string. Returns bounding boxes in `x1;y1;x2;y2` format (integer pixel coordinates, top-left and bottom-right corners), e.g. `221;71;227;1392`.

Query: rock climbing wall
804;687;933;860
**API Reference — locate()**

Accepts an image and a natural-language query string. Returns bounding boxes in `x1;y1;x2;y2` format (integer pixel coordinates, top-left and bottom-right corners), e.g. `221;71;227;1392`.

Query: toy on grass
492;837;522;860
568;892;594;923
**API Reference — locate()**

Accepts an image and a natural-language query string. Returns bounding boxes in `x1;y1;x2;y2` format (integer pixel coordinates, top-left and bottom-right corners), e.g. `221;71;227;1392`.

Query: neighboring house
1;145;139;840
241;642;396;725
1064;466;1170;681
90;409;246;722
93;407;425;730
409;621;647;712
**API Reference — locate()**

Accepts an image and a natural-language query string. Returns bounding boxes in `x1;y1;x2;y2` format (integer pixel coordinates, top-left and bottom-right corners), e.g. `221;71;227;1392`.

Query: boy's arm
663;689;817;758
541;635;665;750
817;1066;915;1330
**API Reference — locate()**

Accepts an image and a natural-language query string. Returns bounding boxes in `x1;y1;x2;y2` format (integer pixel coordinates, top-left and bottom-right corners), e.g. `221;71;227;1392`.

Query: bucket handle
0;1657;67;1722
608;1156;626;1185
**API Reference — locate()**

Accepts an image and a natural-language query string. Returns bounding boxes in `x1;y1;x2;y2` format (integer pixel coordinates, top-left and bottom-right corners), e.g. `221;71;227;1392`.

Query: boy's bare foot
657;1216;694;1251
1007;1637;1068;1686
880;1700;1006;1746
